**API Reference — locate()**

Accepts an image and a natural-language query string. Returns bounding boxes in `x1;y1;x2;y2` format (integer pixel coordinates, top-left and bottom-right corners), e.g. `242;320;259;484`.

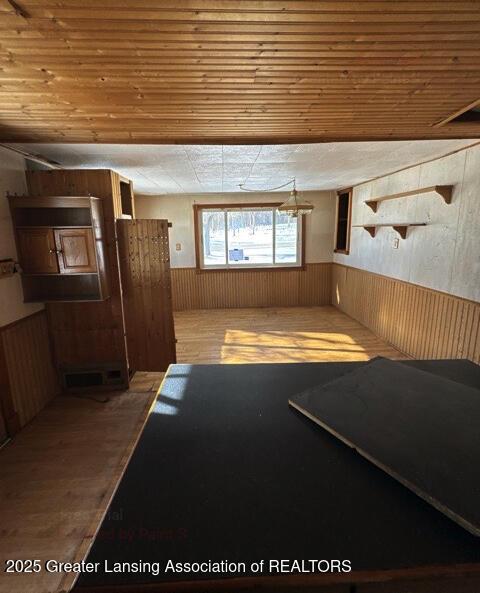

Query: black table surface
290;357;480;535
77;360;480;589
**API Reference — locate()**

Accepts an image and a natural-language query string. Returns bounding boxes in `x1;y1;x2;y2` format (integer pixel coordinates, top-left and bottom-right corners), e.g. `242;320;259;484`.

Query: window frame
334;188;352;255
193;203;305;272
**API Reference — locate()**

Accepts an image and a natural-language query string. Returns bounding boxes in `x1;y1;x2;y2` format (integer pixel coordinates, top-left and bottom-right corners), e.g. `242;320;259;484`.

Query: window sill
334;249;350;255
196;265;305;274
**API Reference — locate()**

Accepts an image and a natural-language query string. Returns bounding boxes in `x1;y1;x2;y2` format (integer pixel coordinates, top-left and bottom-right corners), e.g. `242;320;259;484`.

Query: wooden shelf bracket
355;223;427;240
392;225;412;240
365;185;453;212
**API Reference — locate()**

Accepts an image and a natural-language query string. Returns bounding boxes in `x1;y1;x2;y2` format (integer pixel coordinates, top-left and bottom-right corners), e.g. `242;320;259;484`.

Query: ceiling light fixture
238;178;314;218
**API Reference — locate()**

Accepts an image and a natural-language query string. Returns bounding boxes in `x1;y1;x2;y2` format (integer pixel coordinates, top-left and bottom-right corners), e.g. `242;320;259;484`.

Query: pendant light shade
277;182;314;218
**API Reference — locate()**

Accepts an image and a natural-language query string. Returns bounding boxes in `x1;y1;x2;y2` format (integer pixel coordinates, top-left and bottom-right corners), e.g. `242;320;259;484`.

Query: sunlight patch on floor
220;329;370;363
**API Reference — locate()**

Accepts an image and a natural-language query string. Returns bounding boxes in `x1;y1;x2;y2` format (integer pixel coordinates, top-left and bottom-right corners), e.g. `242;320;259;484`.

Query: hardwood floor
0;372;162;593
0;306;404;593
174;306;407;364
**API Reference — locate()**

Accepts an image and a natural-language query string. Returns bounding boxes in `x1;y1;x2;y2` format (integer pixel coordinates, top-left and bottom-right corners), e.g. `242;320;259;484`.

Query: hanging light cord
238;178;296;192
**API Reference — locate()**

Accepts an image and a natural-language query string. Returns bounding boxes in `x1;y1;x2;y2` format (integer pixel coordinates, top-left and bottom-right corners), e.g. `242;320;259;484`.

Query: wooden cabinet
17;228;59;274
16;227;98;275
54;228;97;274
9;196;109;303
18;170;177;392
24;170;130;392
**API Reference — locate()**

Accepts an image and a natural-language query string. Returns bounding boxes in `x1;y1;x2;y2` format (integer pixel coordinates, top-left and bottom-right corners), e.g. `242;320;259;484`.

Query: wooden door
117;219;176;372
17;228;58;274
54;228;97;274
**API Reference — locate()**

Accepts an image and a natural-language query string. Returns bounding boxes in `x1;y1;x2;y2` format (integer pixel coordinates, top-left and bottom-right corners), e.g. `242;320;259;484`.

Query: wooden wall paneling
26;170;129;386
332;264;480;364
0;406;6;444
0;332;20;436
170;263;331;311
0;311;59;428
1;2;480;143
0;338;14;441
117;219;176;372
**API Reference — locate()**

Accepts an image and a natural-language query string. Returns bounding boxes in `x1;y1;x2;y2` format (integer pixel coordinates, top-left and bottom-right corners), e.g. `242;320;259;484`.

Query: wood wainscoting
171;263;332;311
0;310;59;431
332;264;480;364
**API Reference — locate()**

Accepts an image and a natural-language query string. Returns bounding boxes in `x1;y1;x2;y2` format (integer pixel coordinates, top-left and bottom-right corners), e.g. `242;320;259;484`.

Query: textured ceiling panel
9;139;479;194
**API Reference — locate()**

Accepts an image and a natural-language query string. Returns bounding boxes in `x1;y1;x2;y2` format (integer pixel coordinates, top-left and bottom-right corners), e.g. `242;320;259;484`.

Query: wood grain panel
0;311;59;428
26;170;129;386
332;264;480;364
171;263;331;311
1;2;480;143
117;219;176;371
0;331;20;436
0;405;7;444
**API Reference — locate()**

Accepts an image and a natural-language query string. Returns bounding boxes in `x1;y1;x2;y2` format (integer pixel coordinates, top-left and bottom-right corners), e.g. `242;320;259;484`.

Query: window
194;204;303;270
334;188;352;254
119;178;134;217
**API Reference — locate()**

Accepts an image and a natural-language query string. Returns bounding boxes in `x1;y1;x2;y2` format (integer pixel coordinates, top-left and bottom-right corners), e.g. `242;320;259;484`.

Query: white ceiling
9;140;478;196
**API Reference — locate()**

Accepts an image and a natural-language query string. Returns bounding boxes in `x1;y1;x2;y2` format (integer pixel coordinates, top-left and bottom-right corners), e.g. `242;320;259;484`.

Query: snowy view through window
201;207;300;268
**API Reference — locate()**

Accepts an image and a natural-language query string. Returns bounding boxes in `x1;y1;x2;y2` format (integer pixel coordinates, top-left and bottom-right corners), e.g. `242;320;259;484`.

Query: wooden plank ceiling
0;0;480;143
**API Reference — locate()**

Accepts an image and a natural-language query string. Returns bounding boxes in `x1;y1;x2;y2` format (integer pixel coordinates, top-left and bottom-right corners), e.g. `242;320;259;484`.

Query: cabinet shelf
22;272;99;277
24;295;104;303
353;223;427;239
365;185;453;212
8;195;109;303
16;225;93;230
21;273;105;303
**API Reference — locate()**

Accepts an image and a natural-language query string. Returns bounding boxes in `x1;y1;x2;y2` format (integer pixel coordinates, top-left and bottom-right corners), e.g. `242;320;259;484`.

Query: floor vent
61;364;125;391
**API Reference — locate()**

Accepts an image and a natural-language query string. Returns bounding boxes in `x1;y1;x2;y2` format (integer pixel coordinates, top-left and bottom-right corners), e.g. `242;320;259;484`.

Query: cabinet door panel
17;228;59;274
54;228;97;274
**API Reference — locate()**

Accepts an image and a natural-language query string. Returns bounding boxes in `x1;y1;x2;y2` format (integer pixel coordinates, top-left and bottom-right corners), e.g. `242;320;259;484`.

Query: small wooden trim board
289;358;480;536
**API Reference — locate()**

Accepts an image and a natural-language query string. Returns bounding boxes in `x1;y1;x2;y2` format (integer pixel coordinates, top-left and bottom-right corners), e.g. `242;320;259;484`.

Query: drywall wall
0;147;43;326
135;190;336;267
334;143;480;303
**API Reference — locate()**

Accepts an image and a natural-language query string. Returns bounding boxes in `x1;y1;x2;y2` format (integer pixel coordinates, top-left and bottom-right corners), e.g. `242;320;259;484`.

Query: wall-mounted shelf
354;223;427;239
365;185;453;212
8;195;109;303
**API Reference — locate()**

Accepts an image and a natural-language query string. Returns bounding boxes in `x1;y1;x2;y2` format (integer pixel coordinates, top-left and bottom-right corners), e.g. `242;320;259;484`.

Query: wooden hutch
8;169;175;392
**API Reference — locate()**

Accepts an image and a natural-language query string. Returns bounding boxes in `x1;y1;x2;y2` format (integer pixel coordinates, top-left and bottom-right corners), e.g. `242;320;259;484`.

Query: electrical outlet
393;238;399;249
175;243;182;251
0;259;16;278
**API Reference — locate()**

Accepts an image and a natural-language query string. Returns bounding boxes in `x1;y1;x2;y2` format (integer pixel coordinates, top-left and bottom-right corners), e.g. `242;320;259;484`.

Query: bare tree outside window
199;206;301;269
